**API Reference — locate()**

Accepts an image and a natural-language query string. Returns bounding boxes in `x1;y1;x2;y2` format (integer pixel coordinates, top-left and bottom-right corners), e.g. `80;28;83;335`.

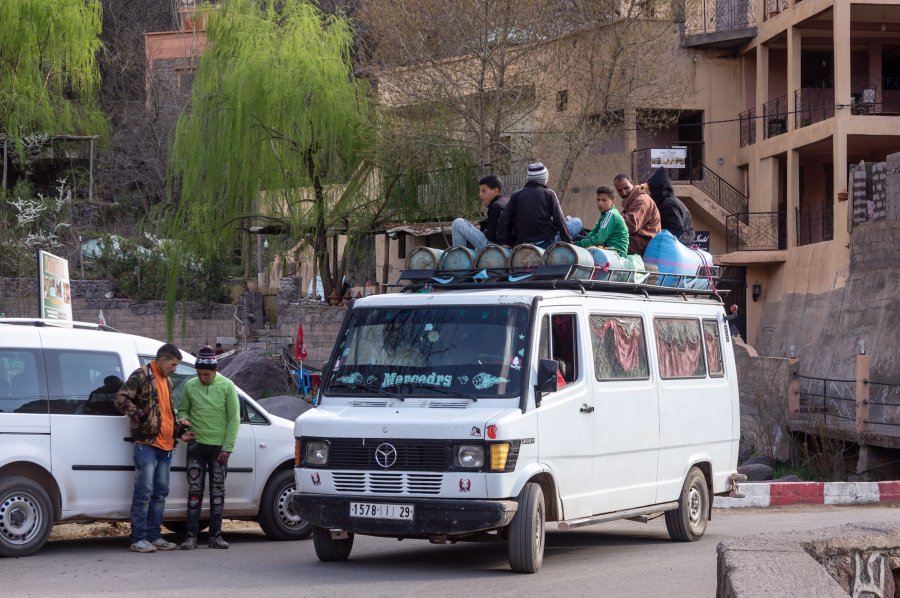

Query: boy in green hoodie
177;345;240;550
576;185;630;257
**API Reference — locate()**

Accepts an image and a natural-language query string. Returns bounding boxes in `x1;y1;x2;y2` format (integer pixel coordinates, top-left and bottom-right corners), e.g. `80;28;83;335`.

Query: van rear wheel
0;476;54;558
312;526;354;561
665;466;709;542
507;482;545;573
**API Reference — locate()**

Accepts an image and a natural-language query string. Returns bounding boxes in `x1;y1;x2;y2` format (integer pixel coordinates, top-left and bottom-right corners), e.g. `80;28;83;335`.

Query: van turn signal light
490;443;510;471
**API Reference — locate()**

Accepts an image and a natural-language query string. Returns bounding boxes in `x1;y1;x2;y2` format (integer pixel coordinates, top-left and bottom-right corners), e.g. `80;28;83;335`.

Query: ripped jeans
185;442;228;537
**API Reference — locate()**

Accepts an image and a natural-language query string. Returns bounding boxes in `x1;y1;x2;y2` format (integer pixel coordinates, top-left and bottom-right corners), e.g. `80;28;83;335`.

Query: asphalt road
5;504;899;597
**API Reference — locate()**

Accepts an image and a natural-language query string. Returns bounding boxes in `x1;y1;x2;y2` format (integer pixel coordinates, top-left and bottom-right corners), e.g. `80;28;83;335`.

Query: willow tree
0;0;107;160
166;0;369;319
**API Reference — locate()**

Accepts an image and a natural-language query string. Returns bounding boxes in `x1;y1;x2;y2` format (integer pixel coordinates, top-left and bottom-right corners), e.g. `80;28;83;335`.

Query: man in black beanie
177;345;240;549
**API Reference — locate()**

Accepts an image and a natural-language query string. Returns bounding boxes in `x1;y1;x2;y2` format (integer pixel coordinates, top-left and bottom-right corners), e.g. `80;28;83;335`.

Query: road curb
713;481;900;508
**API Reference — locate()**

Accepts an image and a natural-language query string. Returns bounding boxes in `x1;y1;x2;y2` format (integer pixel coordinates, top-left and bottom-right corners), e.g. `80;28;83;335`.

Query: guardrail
684;0;757;36
763;95;788;139
794;87;834;128
739;108;756;147
725;211;785;252
796;200;833;246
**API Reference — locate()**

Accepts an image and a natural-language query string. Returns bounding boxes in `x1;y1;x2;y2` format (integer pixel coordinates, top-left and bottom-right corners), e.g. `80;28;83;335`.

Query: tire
665;466;709;542
312;525;354;561
0;476;54;558
162;520;208;535
258;469;312;541
507;482;545;573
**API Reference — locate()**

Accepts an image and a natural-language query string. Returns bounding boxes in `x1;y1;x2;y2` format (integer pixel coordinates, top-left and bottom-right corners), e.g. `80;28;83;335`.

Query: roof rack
0;318;122;333
390;265;728;300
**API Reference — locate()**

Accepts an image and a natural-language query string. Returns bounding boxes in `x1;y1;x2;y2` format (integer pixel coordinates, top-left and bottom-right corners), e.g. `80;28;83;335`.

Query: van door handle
580;404;594;414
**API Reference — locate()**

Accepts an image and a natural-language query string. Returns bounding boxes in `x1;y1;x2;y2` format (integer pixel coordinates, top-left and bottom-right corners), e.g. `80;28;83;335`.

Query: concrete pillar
787;26;802;132
757;156;779;212
756;44;769;148
855;352;870;435
786;149;799;248
832;1;851;247
787;357;800;421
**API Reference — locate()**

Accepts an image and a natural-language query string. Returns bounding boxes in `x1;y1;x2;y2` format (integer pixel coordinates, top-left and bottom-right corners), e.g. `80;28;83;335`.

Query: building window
654;318;706;379
176;67;197;97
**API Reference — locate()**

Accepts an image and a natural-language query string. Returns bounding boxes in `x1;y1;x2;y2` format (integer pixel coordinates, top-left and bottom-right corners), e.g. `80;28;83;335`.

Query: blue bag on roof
643;230;714;289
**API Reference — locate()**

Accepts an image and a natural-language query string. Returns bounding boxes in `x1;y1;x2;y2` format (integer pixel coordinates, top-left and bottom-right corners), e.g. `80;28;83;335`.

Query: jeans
130;443;172;543
451;218;488;249
185;442;228;537
529;218;584;249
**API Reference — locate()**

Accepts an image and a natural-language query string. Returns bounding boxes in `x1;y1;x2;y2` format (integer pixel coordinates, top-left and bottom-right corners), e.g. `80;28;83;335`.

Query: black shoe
208;535;229;549
179;534;198;550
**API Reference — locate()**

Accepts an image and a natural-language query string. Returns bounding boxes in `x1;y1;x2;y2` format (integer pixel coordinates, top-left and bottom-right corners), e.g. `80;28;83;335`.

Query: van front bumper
293;494;518;537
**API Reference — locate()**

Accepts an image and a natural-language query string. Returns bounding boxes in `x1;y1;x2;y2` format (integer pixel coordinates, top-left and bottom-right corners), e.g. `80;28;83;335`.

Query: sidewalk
714;480;900;508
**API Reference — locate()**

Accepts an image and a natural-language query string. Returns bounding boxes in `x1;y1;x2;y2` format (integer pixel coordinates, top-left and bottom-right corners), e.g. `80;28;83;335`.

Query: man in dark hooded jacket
646;168;696;246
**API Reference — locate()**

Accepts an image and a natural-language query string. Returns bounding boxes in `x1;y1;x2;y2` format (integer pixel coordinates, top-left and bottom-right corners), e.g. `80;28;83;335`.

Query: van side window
539;314;579;385
654;318;706;379
589;315;650;380
703;320;725;377
0;349;45;413
47;351;124;415
243;400;269;425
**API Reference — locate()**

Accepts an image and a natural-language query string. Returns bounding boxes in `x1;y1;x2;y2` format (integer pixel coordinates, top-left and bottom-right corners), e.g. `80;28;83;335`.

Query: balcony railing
763;95;788;139
726;211;786;253
684;0;757;36
796;201;833;246
692;163;748;214
794;87;834;128
739;108;756;147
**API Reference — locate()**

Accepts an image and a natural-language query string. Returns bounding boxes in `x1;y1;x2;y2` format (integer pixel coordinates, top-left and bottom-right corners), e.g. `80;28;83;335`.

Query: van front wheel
507;482;545;573
0;476;54;558
665;466;709;542
312;526;354;561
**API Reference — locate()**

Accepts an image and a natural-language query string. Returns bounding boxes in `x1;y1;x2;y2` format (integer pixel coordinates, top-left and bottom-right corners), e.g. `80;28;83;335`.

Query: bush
91;234;228;304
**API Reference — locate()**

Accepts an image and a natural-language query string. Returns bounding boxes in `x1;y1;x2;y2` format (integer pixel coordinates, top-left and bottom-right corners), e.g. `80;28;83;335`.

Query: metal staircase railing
689;163;748;215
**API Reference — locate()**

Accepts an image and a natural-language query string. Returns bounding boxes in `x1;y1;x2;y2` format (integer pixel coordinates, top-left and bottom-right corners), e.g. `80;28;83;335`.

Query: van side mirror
538;359;560;393
534;359;559;407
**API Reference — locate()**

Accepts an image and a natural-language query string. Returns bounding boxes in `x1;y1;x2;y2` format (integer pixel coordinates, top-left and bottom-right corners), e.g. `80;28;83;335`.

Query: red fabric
295;324;308;360
598;319;643;373
655;320;703;378
704;331;721;374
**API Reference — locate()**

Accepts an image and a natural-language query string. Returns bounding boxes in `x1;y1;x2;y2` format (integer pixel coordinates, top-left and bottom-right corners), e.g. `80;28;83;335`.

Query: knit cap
196;345;218;370
526;162;549;184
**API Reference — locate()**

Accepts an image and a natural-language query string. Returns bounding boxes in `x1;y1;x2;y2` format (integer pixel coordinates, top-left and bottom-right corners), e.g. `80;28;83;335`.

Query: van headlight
304;441;329;466
453;445;484;468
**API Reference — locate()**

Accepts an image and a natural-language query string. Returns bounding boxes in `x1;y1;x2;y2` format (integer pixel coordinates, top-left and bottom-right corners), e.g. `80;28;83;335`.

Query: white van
0;319;309;557
293;272;742;572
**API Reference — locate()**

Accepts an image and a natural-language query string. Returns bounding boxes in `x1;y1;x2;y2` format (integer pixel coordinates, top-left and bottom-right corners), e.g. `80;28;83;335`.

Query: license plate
350;502;414;520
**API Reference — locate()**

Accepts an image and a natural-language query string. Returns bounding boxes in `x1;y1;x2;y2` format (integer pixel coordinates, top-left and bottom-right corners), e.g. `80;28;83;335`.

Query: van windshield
325;305;529;399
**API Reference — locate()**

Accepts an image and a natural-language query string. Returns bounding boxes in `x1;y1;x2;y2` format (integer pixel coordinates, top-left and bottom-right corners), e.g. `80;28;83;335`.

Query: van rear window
654;318;706;379
0;349;45;413
589;315;650;380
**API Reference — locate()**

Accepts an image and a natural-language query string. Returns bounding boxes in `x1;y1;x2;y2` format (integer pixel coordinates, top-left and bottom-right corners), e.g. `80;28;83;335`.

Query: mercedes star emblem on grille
374;443;398;468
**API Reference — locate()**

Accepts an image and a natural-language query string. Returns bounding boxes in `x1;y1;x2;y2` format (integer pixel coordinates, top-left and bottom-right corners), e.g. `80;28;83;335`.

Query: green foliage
91;234;228;304
0;179;72;277
0;0;108;157
168;0;369;257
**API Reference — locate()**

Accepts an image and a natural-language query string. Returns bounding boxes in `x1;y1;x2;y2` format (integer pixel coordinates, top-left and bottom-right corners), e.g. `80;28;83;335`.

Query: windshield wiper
328;383;401;400
397;383;478;401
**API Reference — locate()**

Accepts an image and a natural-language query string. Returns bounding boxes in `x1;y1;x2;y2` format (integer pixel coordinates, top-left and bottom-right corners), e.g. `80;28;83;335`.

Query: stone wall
734;341;793;460
755;219;900;384
275;278;348;368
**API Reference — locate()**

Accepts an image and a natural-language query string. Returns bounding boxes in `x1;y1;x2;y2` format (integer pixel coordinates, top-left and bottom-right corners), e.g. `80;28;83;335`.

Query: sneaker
208;535;229;549
179;534;198;550
151;538;177;551
129;539;157;553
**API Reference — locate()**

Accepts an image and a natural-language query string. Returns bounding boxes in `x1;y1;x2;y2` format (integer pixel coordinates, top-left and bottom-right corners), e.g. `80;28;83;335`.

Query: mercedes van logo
374;443;398;468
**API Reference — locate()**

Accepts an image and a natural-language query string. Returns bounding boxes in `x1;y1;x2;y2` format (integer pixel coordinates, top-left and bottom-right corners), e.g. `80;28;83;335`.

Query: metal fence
796;200;833;246
684;0;757;36
794;87;835;128
739;108;756;147
725;211;785;252
798;376;856;425
763;95;788;139
867;382;900;428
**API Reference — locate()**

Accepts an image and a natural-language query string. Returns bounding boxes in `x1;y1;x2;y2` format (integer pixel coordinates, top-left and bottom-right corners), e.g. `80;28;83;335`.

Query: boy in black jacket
451;174;509;249
496;162;582;248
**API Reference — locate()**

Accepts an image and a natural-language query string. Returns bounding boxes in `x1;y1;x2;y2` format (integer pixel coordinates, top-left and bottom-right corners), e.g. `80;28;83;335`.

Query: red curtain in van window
655;319;704;378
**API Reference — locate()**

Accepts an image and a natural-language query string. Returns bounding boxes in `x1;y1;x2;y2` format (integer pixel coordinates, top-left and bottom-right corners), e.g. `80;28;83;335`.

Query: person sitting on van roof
575;185;629;257
496;162;583;249
613;173;661;256
451;174;509;250
646;168;696;246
